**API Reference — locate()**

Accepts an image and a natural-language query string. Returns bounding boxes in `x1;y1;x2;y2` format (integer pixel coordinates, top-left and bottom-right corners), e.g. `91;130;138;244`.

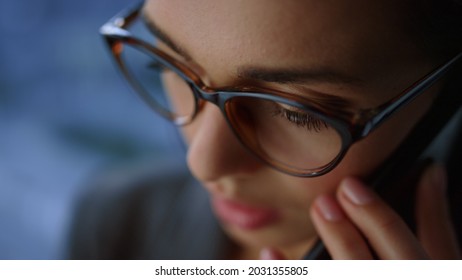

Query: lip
211;197;280;230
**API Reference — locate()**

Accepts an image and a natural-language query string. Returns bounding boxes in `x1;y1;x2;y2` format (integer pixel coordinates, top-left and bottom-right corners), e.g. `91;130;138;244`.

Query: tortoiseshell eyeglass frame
100;2;462;177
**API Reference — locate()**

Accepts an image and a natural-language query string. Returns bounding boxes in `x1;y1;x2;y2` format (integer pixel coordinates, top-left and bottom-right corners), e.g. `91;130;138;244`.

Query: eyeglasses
100;2;462;177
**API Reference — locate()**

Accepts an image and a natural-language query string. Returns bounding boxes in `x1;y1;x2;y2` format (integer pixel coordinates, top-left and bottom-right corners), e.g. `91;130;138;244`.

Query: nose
185;103;262;182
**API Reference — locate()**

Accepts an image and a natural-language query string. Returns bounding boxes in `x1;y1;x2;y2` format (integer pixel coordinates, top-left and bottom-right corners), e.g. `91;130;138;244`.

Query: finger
260;248;286;260
416;164;460;259
310;194;373;259
337;177;428;259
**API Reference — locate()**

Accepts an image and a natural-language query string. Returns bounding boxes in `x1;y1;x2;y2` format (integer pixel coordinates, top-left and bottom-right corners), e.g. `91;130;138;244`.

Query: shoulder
66;158;229;259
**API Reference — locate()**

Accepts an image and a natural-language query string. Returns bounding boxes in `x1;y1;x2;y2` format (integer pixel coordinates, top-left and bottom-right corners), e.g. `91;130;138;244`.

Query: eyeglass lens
118;37;344;174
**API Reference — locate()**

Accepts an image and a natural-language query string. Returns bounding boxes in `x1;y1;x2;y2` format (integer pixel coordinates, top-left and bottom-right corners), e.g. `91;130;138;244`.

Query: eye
147;60;167;71
272;103;329;132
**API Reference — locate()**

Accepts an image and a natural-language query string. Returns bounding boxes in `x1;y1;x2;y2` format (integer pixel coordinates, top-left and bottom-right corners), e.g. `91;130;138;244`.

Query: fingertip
428;163;447;192
259;248;285;260
312;194;345;222
416;163;459;259
339;177;375;206
417;162;450;216
418;163;448;202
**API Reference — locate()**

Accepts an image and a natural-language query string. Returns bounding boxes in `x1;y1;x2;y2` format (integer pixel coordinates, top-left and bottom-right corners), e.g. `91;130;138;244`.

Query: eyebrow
237;66;363;108
237;66;363;86
141;11;356;109
142;12;192;60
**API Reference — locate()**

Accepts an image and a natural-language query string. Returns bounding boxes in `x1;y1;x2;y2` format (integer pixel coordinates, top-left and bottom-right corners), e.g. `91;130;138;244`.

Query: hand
260;164;460;259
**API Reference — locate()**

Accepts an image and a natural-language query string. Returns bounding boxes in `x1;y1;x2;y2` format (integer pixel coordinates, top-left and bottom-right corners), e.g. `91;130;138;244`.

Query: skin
143;0;460;259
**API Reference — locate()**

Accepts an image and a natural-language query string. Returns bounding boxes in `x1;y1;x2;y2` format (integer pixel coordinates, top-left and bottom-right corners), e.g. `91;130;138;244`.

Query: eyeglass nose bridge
187;83;230;118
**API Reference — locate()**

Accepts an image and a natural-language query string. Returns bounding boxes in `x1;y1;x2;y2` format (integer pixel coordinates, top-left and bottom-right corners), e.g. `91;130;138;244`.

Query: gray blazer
67;160;231;259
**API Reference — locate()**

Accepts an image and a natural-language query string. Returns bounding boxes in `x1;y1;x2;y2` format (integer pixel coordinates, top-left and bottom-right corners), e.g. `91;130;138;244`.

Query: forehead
144;0;418;85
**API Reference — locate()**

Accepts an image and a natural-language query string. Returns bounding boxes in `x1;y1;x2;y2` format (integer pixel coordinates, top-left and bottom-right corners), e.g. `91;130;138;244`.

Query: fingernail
314;195;344;222
260;248;284;260
341;177;375;205
430;164;447;191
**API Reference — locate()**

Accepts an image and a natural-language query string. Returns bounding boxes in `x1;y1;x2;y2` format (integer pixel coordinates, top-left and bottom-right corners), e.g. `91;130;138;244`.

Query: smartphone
304;62;462;260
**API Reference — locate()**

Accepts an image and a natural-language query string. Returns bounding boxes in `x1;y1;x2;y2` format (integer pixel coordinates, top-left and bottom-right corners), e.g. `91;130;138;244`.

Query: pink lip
211;197;280;230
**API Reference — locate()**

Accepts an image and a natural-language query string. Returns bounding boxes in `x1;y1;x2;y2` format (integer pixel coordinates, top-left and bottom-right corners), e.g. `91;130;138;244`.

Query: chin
221;221;315;250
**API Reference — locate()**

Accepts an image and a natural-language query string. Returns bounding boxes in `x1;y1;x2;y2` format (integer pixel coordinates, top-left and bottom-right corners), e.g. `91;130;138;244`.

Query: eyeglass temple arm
359;52;462;138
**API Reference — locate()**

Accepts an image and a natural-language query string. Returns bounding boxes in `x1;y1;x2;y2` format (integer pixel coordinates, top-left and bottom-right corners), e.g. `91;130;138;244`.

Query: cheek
179;111;202;144
334;87;435;179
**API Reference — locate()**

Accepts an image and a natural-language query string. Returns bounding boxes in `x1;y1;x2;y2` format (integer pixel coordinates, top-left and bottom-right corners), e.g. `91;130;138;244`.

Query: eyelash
148;61;166;71
272;104;329;132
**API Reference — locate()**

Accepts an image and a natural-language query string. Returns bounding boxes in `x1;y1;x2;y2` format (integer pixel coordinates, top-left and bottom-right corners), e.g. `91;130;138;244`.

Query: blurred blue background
0;0;183;259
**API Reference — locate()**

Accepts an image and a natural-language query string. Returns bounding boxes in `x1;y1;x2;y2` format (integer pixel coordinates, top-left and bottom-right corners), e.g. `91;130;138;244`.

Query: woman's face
144;0;437;257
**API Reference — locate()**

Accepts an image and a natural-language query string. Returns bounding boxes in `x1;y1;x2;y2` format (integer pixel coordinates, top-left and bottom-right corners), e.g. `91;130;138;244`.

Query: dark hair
411;0;462;60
